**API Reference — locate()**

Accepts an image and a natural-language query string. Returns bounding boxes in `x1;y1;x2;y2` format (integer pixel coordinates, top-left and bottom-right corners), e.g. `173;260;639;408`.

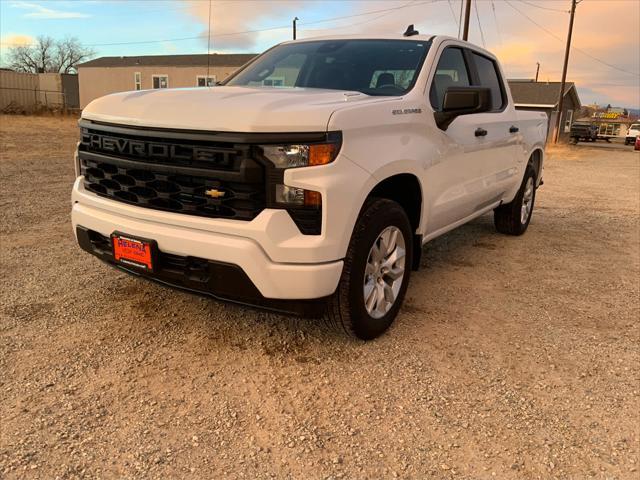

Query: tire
326;198;413;340
493;164;537;236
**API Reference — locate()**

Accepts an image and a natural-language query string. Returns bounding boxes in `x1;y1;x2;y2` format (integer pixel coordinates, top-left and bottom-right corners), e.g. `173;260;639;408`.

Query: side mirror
434;87;492;130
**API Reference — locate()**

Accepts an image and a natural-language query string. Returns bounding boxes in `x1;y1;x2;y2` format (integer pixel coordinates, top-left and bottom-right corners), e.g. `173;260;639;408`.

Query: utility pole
293;17;299;40
535;62;540;82
462;0;472;41
553;0;578;143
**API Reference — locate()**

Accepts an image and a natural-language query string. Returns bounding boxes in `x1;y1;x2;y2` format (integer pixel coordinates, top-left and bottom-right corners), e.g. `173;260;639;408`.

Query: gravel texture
1;114;639;479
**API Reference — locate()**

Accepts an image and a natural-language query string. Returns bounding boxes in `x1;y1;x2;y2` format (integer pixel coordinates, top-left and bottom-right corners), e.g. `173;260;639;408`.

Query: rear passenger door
465;50;519;201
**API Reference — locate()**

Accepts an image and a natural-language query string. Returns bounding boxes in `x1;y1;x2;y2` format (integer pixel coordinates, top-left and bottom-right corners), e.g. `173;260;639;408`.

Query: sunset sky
1;0;638;108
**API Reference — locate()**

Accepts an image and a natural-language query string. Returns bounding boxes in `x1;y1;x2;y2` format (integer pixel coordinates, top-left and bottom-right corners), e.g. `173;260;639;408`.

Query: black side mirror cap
434;87;492;130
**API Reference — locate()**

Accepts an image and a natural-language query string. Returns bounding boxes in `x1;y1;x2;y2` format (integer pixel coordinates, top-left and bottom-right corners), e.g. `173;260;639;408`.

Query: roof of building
507;79;581;109
77;53;258;68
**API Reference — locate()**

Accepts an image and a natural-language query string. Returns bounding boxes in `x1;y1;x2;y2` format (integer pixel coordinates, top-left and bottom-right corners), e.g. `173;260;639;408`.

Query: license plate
111;233;156;271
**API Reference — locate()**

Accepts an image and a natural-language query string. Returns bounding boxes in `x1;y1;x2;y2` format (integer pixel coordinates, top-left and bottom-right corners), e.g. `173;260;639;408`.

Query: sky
1;0;639;108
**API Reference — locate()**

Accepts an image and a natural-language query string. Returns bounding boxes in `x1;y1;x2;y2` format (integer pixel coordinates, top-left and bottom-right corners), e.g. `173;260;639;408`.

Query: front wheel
494;164;537;236
326;198;413;340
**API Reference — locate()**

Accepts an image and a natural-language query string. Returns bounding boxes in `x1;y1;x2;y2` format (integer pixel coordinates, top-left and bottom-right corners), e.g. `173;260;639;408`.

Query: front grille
79;122;266;221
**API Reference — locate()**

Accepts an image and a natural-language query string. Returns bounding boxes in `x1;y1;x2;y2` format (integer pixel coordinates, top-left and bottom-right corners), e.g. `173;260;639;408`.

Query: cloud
11;1;90;19
185;0;305;51
181;0;640;106
491;0;640;107
0;33;36;48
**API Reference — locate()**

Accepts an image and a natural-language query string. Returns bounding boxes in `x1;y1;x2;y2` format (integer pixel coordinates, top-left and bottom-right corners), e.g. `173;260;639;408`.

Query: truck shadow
119;212;502;353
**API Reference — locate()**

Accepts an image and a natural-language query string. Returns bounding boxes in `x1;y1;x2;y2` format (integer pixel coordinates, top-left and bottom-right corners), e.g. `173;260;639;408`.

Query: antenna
403;24;419;37
206;0;212;86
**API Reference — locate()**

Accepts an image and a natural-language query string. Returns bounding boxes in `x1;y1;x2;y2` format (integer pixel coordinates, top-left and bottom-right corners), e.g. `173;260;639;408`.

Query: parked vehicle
72;32;548;339
625;123;640;145
570;121;598;143
635;136;640;151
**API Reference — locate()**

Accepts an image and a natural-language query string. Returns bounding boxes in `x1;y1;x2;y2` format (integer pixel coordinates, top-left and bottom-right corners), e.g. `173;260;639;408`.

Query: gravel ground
1;114;639;479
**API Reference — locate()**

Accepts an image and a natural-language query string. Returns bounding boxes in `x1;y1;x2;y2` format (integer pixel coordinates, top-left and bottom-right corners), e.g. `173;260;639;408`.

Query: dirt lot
1;115;639;479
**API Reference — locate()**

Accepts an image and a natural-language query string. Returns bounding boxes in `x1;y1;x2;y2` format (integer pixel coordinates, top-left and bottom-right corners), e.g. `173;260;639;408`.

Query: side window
429;47;470;111
471;53;504;110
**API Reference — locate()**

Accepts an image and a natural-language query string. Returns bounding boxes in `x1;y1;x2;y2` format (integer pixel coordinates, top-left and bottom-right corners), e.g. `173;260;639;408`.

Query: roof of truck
282;33;436;43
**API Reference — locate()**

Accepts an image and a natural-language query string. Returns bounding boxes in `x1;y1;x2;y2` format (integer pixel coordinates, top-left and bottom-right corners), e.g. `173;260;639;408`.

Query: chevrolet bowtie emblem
205;189;226;198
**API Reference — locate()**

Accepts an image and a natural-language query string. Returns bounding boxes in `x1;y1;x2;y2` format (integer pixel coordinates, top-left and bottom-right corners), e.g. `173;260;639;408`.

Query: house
507;79;581;142
76;53;258;108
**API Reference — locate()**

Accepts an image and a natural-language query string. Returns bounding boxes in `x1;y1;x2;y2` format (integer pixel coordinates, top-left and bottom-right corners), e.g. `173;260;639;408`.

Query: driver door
425;46;489;234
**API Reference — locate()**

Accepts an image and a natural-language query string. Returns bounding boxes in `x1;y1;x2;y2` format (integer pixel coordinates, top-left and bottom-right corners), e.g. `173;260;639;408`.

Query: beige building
77;53;257;108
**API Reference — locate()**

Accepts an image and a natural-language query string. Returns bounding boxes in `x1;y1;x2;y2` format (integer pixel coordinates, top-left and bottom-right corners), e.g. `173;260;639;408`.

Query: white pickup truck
72;32;547;339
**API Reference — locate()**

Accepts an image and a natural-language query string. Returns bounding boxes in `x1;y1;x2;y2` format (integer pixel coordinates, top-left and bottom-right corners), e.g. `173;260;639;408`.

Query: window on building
471;52;505;111
152;75;169;89
429;47;471;111
598;123;620;136
197;75;216;87
134;72;141;90
564;109;574;133
262;77;285;87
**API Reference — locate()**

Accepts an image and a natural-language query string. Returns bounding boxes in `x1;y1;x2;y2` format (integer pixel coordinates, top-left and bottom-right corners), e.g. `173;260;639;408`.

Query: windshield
224;39;431;96
630;124;640;130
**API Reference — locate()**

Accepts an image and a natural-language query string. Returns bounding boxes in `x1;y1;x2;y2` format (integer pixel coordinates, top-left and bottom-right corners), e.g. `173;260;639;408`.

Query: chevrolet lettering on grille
81;131;232;165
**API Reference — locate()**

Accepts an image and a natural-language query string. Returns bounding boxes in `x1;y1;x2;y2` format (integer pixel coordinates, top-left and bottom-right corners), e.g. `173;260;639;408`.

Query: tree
8;36;94;74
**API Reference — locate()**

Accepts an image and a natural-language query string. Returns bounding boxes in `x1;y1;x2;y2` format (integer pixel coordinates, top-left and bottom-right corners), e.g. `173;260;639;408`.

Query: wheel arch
364;173;423;270
529;147;544;185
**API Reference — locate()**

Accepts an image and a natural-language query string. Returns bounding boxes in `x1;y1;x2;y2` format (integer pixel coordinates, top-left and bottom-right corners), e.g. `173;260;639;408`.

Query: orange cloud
181;0;640;107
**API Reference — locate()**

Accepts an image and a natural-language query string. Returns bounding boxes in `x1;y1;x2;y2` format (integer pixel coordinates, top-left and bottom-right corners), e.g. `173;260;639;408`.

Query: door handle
475;128;488;137
509;125;519;133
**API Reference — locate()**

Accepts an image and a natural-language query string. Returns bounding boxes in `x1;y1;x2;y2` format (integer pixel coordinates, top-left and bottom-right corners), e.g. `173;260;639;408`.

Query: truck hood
82;86;387;132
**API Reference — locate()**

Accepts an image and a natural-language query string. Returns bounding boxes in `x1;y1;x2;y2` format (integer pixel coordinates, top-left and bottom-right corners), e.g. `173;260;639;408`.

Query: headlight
260;142;339;169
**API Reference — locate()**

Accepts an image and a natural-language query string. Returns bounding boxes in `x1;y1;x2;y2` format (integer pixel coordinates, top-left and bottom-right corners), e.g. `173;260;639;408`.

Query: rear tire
494;164;537;236
326;198;413;340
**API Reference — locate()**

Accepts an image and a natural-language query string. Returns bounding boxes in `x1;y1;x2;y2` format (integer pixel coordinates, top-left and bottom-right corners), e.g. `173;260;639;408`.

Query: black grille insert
79;124;266;221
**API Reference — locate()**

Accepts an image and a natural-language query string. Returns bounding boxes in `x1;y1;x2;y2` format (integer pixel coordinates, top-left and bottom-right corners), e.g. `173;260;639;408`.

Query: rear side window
471;53;504;110
429;47;471;111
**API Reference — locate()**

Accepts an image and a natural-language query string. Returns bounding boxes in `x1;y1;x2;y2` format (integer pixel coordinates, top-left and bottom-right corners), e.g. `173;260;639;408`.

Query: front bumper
75;227;331;316
72;179;344;305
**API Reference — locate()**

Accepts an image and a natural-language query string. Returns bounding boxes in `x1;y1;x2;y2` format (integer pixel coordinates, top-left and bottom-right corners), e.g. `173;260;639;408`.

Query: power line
303;0;423;33
474;0;486;48
0;1;436;48
206;0;212;80
447;0;460;29
298;0;435;26
517;0;569;14
491;0;502;46
457;0;464;39
505;0;640;77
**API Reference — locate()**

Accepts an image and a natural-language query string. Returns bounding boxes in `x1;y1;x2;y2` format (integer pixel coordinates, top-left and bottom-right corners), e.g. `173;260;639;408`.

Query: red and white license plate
111;233;155;271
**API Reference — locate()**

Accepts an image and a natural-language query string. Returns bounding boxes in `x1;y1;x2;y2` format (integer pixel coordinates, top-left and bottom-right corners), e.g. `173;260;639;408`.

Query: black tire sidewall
346;200;413;339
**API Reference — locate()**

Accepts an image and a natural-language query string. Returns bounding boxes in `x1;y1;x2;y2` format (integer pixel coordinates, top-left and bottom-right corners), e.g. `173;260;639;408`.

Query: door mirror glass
434;86;492;130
